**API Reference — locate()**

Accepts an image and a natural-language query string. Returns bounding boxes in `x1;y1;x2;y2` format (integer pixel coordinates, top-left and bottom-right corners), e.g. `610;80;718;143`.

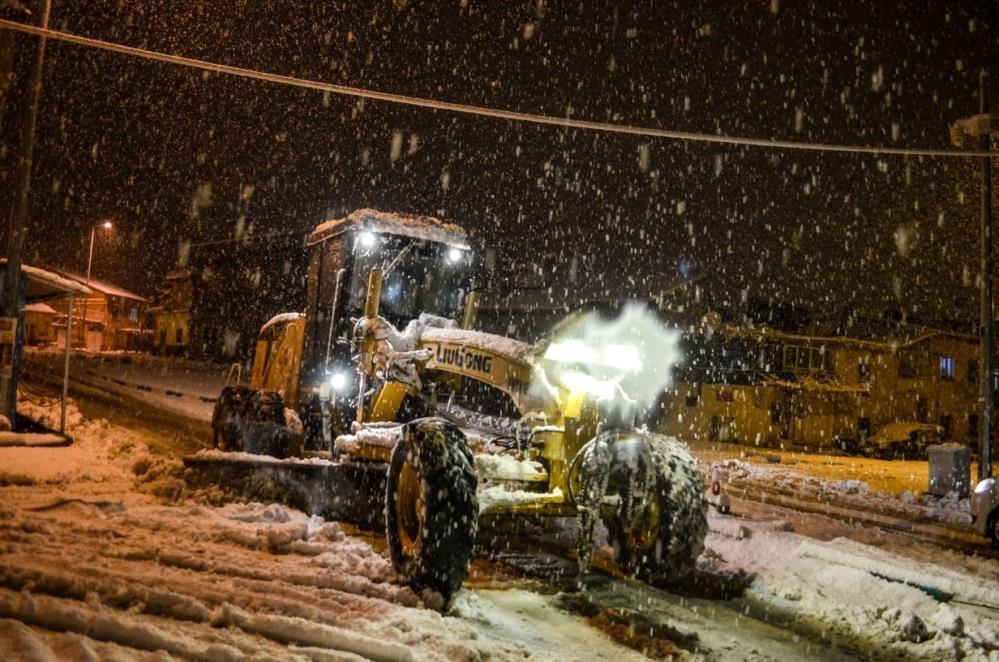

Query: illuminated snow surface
1;395;998;660
0;398;647;661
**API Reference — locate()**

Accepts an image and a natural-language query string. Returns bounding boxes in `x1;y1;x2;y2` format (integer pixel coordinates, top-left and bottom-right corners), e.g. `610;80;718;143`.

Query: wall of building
661;382;782;446
154;311;191;354
23;311;55;345
660;330;983;451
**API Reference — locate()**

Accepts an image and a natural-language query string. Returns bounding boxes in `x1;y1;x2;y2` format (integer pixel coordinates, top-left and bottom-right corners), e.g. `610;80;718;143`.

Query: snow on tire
613;434;707;583
386;418;479;603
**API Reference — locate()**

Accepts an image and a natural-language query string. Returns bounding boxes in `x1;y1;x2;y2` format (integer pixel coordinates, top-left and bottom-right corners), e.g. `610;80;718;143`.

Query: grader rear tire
386;418;478;602
612;434;707;583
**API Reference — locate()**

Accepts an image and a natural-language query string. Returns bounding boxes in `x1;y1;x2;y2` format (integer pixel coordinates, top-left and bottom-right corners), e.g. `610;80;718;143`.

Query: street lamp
81;221;112;349
87;220;113;283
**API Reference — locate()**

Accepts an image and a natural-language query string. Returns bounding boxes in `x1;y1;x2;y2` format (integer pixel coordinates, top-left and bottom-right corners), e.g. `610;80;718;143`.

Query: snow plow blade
182;452;386;528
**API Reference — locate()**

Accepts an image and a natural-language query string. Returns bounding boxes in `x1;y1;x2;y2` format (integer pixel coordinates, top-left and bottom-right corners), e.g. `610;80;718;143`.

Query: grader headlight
534;303;681;421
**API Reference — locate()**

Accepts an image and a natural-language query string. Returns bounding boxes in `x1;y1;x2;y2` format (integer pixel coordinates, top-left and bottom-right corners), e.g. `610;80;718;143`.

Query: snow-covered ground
704;510;999;660
0;397;655;661
23;349;225;422
711;458;974;526
3;391;999;659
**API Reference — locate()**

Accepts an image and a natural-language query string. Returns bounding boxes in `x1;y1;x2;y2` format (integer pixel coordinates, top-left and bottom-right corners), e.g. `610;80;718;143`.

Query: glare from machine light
534;303;681;419
358;231;376;248
447;247;463;263
101;221;113;229
558;370;619;400
543;340;642;373
329;372;348;391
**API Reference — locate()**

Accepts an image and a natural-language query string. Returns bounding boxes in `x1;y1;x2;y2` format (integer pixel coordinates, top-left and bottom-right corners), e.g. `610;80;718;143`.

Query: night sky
1;1;997;333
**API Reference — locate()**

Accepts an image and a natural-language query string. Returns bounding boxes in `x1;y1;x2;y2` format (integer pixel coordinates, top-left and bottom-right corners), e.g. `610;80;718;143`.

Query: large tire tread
386;418;478;602
615;434;708;583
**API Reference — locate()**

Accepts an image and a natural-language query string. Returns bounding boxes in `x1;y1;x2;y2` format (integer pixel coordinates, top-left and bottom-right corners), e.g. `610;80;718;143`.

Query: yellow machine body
249;316;306;406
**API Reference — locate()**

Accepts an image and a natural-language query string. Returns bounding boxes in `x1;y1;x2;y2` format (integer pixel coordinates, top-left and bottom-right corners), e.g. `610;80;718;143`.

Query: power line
186;229;304;248
1;18;996;159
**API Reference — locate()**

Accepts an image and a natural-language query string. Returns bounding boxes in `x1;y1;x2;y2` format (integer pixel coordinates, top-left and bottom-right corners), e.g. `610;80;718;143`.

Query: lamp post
80;221;112;349
951;70;996;481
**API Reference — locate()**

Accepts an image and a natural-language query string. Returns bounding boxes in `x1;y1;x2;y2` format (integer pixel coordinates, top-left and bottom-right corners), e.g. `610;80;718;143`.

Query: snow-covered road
3;393;998;660
0;398;662;661
23;350;225;423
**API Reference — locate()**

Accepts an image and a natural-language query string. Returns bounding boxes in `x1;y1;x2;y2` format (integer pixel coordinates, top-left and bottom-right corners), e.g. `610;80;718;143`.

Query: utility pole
1;0;51;423
980;70;994;481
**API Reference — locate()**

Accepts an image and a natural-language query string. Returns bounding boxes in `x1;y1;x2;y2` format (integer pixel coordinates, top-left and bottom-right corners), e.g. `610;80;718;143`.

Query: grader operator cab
210;209;707;601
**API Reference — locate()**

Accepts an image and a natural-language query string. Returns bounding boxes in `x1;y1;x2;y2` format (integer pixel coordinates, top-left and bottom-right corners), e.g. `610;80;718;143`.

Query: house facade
48;275;150;351
23;303;57;346
660;323;982;451
149;269;195;355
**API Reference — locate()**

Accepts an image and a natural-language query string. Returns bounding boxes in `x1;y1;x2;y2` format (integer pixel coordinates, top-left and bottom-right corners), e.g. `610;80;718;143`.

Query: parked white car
971;477;999;547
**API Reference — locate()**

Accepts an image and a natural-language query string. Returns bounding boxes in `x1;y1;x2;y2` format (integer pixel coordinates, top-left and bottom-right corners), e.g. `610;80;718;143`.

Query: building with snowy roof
47;272;150;352
22;303;57;346
148;268;196;355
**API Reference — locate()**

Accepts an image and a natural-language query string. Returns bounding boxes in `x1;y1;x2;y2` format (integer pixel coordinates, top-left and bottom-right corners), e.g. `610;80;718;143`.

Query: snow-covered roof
56;271;148;302
308;208;468;248
0;260;92;302
23;303;57;315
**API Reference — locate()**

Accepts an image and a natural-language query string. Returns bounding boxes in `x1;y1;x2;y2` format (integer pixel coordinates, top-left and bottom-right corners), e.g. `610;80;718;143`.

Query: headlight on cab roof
974;477;996;495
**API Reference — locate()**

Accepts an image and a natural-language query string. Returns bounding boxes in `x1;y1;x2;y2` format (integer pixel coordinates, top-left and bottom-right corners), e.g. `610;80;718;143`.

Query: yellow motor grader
209;209;707;600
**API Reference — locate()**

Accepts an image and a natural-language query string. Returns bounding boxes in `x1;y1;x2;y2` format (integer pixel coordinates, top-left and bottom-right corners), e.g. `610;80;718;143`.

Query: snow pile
334;424;403;455
16;393;84;432
704;510;999;659
1;395;148;486
479;486;561;514
711;458;973;525
475;453;547;481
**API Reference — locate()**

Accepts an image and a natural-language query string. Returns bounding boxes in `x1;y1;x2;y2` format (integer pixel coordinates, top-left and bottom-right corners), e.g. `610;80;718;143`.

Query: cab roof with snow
307;208;468;248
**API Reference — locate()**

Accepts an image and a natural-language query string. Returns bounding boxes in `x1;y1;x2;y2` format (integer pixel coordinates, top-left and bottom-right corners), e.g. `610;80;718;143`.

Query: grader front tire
386;418;478;602
613;435;708;584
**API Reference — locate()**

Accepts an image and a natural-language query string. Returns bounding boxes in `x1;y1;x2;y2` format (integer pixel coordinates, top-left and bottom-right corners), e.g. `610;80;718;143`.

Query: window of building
898;350;930;378
130;307;138;323
782;343;833;375
968;414;979;439
939;415;952;439
939;356;955;380
858;361;871;383
968;359;979;384
685;389;699;407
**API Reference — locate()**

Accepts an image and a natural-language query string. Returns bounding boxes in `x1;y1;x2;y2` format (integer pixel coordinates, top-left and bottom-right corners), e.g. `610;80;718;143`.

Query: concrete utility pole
1;0;51;423
980;70;994;480
952;71;997;480
3;0;51;313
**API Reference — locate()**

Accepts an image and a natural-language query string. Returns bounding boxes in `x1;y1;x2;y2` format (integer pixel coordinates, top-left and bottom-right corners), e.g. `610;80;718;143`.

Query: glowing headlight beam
543;340;642;374
329;372;349;391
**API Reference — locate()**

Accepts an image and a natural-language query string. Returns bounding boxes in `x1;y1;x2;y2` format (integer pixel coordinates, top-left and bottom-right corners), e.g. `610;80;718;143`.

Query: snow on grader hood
200;209;707;603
